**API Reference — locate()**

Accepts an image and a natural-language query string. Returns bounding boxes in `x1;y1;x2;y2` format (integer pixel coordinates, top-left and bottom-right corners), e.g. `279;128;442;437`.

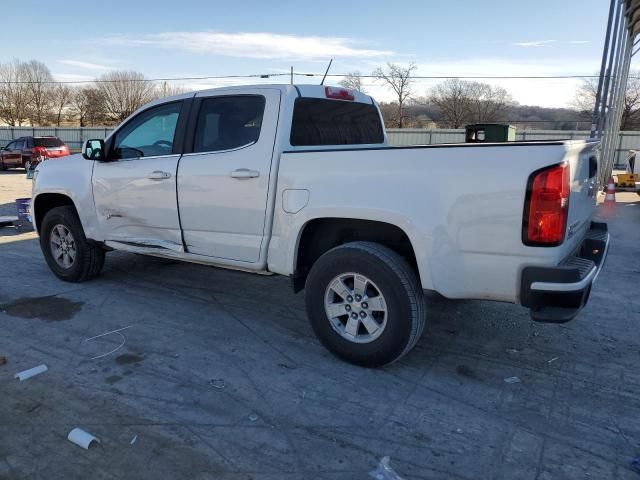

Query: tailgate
565;141;599;247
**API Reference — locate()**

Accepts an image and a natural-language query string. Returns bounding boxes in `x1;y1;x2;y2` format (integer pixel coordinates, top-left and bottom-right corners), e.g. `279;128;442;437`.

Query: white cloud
513;40;557;48
58;59;114;71
51;73;94;83
100;31;393;61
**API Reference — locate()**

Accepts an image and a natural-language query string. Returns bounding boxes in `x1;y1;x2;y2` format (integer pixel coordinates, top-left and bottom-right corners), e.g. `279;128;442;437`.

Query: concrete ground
0;170;639;480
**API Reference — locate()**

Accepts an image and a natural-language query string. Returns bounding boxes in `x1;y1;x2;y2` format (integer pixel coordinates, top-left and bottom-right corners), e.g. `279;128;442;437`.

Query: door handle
230;168;260;179
148;170;172;180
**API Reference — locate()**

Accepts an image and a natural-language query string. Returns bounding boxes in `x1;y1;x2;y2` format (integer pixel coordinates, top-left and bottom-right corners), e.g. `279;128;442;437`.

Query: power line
0;71;635;85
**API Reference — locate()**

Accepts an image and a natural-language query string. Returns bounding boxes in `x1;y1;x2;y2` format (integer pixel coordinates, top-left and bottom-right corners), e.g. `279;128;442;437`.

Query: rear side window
34;137;64;148
193;96;265;153
290;98;384;146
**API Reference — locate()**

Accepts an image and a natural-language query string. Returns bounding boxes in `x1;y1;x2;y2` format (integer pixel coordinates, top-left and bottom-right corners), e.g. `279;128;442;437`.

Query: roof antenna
320;59;333;85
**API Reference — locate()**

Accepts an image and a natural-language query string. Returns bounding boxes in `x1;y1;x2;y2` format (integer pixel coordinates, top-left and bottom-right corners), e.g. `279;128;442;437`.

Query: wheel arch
292;217;423;293
33;193;78;234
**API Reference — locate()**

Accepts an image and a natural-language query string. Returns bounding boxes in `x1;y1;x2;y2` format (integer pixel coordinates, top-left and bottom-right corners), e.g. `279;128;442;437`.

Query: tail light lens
523;163;570;246
32;146;48;161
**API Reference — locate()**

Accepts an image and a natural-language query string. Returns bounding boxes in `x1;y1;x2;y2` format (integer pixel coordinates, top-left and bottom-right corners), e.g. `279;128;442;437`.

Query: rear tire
305;241;426;367
40;206;105;282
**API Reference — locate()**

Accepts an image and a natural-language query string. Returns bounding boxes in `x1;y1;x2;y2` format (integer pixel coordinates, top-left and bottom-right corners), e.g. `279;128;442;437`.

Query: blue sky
4;0;614;107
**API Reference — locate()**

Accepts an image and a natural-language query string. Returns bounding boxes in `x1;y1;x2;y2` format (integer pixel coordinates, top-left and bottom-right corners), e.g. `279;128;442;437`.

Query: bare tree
0;59;31;126
72;86;106;126
428;79;513;128
51;84;73;126
339;72;366;93
24;60;54;125
372;63;416;128
428;79;472;128
154;81;188;99
573;73;640;130
97;71;156;123
467;82;513;123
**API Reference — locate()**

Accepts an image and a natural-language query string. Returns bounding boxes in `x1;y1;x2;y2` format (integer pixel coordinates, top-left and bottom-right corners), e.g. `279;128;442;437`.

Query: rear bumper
520;222;609;323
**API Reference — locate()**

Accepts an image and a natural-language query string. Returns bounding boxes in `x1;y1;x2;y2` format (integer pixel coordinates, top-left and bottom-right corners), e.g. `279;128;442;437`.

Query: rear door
177;88;280;262
34;137;66;158
92;100;188;251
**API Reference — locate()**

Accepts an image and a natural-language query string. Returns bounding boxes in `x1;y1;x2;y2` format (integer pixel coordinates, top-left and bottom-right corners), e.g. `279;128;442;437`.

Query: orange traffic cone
603;176;616;216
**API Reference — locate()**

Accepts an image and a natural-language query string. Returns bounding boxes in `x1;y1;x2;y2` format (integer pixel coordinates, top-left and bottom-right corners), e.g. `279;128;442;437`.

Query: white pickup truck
31;84;609;366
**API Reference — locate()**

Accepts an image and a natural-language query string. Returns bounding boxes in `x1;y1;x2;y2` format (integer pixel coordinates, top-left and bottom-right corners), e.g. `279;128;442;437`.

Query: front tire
40;206;105;282
305;241;426;367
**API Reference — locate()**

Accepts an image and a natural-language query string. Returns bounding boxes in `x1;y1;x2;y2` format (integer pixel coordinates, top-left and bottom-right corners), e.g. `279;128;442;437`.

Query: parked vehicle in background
31;84;609;367
0;136;70;171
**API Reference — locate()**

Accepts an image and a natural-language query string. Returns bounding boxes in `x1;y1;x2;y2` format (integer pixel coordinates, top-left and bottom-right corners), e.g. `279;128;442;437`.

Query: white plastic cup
67;428;100;449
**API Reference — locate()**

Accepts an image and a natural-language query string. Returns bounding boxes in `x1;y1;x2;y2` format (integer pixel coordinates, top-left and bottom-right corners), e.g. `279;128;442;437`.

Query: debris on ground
278;363;297;370
67;428;100;450
0;355;6;366
210;378;226;389
130;435;138;445
249;414;258;422
505;348;519;354
548;357;559;364
369;456;405;480
504;376;521;384
14;364;48;381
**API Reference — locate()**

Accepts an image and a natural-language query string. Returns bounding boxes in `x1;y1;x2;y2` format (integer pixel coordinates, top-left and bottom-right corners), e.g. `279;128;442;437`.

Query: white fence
0;126;637;167
387;129;638;167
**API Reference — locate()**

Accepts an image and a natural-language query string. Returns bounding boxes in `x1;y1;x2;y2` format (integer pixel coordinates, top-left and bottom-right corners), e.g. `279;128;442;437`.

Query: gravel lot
0;170;639;479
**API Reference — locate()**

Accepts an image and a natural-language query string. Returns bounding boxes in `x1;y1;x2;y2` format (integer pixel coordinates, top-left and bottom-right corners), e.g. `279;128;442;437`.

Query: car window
290;98;384;146
26;138;34;148
34;137;63;148
112;102;182;160
5;141;15;150
13;140;24;150
193;96;265;153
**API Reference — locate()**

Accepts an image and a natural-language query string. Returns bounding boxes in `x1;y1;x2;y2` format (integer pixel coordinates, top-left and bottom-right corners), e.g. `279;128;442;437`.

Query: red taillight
524;163;570;245
32;146;48;160
62;145;70;155
325;86;354;101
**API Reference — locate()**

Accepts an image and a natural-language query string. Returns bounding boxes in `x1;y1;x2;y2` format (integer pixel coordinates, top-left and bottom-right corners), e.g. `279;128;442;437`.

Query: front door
92;100;186;251
3;140;22;167
177;89;280;263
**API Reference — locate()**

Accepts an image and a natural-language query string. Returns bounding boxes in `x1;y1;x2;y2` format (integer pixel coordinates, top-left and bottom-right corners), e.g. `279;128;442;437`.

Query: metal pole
592;0;618;137
610;36;633;172
602;32;632;185
600;10;627;180
597;0;624;137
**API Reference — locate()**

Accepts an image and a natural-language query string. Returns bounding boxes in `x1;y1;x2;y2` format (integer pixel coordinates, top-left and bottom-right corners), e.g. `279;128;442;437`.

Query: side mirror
83;139;105;161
